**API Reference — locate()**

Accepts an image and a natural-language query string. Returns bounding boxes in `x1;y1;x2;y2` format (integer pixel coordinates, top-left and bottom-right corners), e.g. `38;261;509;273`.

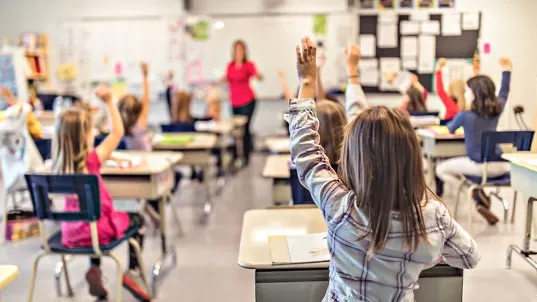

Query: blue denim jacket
287;93;479;302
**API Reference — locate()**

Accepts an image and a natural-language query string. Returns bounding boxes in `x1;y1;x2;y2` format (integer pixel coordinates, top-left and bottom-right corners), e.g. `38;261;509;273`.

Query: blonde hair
172;91;193;123
447;79;468;110
339;106;428;253
51;107;93;173
317;100;347;164
118;95;142;135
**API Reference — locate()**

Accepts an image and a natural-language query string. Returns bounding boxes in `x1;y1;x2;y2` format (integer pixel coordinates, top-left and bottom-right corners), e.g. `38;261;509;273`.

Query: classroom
0;0;537;301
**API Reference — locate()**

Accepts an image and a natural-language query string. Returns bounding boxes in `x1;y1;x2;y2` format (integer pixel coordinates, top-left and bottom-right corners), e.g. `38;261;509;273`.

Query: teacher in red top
225;40;263;166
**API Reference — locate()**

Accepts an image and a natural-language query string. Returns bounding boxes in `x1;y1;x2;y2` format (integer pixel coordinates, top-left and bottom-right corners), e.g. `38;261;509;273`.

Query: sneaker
476;205;499;225
472;189;491;208
85;266;107;299
123;270;151;301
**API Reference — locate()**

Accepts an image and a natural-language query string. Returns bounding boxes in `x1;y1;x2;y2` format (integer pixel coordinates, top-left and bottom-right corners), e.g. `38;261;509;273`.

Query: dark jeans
90;213;145;270
232;99;256;165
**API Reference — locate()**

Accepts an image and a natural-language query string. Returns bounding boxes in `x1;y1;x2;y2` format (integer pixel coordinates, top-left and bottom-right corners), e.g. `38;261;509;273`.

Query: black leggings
232;99;256;165
90;213;145;271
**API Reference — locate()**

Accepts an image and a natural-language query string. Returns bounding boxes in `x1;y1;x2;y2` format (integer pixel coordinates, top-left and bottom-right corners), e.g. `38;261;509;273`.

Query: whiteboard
202;14;358;99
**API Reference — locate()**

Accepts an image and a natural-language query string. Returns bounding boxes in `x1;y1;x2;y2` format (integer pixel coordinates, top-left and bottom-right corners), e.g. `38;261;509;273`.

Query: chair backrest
37;94;57;111
161;123;196;133
409;111;440;117
289;168;314;205
34;138;52;160
24;174;101;222
481;131;535;162
439;119;452;126
93;134;127;150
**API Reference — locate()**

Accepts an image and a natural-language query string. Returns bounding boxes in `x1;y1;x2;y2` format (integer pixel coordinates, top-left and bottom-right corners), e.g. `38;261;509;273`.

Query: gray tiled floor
2;154;537;301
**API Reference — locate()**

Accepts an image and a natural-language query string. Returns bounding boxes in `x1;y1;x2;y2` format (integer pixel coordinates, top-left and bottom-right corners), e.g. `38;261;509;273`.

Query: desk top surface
101;151;183;175
195;116;247;134
262;155;291;179
0;265;19;291
502;152;537;173
264;137;290;154
152;133;217;150
238;207;327;269
416;127;465;140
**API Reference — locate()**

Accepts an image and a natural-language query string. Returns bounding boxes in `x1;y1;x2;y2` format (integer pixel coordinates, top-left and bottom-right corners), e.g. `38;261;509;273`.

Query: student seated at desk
51;85;151;301
0;87;43;139
289;37;479;301
436;57;513;225
290;43;367;204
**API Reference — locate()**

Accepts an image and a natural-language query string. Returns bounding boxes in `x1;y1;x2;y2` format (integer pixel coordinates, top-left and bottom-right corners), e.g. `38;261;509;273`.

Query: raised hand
141;62;149;77
95;85;113;104
499;57;512;71
277;68;286;79
296;37;317;99
345;43;360;70
437;58;447;70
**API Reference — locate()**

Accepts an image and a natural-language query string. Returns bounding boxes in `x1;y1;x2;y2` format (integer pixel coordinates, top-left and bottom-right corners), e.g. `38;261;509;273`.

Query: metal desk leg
507;197;537;271
200;161;213;224
151;196;177;297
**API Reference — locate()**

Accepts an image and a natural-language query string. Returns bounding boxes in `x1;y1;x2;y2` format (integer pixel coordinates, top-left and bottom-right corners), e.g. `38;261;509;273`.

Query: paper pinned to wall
420;21;440;35
400;21;420;35
442;12;462;36
377;23;398;48
401;36;418;58
359;58;379;70
418;35;436;73
359;35;376;57
359;58;379;86
402;58;418;70
462;12;480;30
379;58;401;91
379;11;398;24
411;11;429;22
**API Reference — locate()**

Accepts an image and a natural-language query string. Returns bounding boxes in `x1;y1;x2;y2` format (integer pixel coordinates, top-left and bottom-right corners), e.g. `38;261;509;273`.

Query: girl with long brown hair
289;37;479;301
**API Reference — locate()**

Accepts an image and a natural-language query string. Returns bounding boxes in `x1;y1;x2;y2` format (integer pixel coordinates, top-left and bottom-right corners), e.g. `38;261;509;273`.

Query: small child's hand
95;85;113;104
141;62;149;77
345;43;360;69
277;69;285;79
296;37;317;84
499;57;512;71
437;58;447;70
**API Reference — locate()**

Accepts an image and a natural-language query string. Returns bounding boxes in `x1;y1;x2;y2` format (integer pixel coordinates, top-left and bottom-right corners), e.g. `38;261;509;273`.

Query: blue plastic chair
454;131;534;231
34;138;51;160
290;163;338;205
160;122;196;133
409;111;440;117
94;133;127;150
24;174;149;301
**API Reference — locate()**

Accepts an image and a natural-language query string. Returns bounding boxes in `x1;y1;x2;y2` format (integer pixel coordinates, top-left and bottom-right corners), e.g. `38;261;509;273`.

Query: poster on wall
399;0;414;8
313;14;328;36
379;0;395;9
417;0;435;8
438;0;455;8
359;0;376;9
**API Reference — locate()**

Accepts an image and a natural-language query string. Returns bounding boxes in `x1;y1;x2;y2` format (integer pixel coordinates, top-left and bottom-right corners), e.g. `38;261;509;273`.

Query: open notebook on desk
269;232;329;264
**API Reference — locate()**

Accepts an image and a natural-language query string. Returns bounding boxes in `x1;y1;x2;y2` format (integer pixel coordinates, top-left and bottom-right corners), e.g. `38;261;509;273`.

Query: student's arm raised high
137;62;150;128
289;37;352;226
95;86;124;162
435;58;459;118
498;57;512;109
344;43;367;122
277;69;294;100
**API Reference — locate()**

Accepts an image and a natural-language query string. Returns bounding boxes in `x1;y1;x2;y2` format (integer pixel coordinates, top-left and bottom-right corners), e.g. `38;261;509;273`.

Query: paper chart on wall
418;35;436;73
359;59;379;86
377;23;398;48
401;37;418;58
402;58;418;70
379;58;400;91
420;21;440;35
462;12;480;30
442;12;462;36
400;21;420;35
359;35;376;57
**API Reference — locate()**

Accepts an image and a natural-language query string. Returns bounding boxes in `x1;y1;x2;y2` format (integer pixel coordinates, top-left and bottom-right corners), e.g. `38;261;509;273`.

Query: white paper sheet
393;70;414;94
378;23;398;48
411;11;429;22
402;58;418;70
359;35;376;57
360;69;380;86
400;21;420;35
359;58;379;69
462;12;480;30
380;58;401;91
401;36;418;58
418;35;436;73
421;21;440;35
442;12;462;36
379;11;398;24
286;232;329;263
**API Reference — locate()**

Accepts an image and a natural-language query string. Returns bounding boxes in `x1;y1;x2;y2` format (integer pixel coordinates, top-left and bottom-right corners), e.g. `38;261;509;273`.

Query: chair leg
27;251;47;302
62;256;74;297
129;238;151;296
454;180;466;219
169;194;184;237
54;260;63;296
467;184;479;233
1;192;11;244
511;191;518;224
108;254;124;302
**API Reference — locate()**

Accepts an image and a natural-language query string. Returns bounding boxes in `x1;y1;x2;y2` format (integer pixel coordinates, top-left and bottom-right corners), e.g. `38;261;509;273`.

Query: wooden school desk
504;152;537;271
152;133;218;219
102;151;182;295
262;155;291;205
238;208;464;302
264;137;290;154
416;127;466;186
0;265;19;300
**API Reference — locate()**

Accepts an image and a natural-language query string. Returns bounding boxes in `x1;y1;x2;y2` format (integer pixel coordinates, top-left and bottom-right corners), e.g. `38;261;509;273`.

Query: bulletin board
358;12;481;93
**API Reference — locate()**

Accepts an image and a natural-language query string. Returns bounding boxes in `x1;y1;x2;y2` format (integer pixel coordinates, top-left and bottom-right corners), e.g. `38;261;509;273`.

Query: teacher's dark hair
232;40;248;63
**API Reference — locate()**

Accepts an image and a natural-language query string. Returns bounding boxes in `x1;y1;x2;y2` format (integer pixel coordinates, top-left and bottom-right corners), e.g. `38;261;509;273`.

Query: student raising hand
499;56;512;71
296;37;317;99
345;43;360;85
436;58;447;71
